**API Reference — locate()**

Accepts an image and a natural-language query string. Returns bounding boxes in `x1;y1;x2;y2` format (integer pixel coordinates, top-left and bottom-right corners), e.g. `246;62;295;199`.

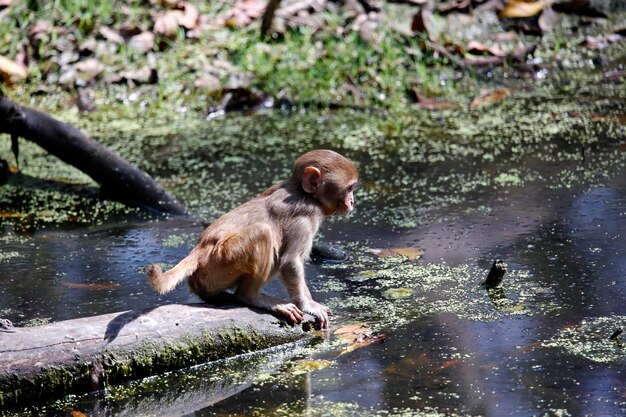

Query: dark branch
0;98;186;215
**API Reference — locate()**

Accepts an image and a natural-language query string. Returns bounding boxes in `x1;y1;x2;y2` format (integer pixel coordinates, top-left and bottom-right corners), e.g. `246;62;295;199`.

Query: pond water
1;81;625;416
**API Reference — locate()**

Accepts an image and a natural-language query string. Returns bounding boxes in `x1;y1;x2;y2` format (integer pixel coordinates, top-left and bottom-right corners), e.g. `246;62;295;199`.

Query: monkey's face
318;179;358;216
297;150;359;216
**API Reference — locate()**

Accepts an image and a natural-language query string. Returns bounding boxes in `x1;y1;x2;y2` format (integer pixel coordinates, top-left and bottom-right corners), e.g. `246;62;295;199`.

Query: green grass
1;1;623;112
0;0;472;111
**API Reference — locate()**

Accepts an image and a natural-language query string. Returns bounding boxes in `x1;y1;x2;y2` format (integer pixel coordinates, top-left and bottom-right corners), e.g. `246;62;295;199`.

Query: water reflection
1;124;625;416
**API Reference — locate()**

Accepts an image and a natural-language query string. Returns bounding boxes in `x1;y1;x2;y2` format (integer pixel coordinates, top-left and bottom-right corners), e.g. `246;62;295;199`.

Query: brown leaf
470;87;511;107
194;74;221;92
339;334;386;356
412;88;461;110
510;42;537;61
178;1;199;29
77;88;96;112
71;410;89;417
0;55;27;83
154;10;184;37
74;58;104;81
466;40;506;57
99;26;124;44
334;323;385;356
463;55;504;66
0;212;23;218
220;0;266;27
128;31;155;52
368;247;425;260
29;19;52;37
604;69;625;82
581;31;624;50
440;358;463;368
538;7;557;32
411;9;435;40
62;282;120;290
491;31;518;41
335;324;373;343
500;0;554;18
437;0;471;14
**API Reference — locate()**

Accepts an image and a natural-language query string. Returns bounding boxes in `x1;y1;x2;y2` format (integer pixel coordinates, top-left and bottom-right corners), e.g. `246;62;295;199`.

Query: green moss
0;325;304;408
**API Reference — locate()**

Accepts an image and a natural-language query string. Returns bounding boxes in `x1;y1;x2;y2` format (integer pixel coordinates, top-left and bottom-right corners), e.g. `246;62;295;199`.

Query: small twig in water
609;327;623;340
483;259;507;288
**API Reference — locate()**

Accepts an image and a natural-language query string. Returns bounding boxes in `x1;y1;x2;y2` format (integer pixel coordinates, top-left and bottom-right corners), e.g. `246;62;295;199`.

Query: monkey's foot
273;303;305;324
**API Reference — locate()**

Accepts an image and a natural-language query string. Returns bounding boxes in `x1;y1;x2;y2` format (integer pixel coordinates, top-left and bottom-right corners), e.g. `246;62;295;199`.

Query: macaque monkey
147;150;359;328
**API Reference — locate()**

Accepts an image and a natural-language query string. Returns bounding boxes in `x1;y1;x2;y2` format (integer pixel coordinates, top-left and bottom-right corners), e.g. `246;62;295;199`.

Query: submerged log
0;302;314;407
0;98;185;214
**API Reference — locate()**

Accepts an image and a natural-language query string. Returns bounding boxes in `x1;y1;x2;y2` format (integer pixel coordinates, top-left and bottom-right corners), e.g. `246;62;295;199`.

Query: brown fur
147;150;359;328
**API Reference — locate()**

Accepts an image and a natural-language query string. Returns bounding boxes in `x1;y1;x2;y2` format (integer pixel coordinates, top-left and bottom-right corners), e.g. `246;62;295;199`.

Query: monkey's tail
147;253;198;294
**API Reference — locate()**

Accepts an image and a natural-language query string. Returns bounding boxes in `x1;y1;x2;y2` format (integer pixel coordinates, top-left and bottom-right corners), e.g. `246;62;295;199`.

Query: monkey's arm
279;219;331;328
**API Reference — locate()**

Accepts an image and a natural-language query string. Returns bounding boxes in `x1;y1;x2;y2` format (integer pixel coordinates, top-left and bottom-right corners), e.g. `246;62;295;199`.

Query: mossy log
0;98;185;214
0;302;314;407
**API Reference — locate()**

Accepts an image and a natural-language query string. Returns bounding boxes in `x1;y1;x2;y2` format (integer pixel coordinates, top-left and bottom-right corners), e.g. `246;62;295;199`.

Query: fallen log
0;302;314;407
0;98;186;214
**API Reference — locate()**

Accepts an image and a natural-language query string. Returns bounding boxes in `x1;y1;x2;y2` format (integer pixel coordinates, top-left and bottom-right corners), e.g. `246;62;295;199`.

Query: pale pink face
317;179;358;216
333;181;357;215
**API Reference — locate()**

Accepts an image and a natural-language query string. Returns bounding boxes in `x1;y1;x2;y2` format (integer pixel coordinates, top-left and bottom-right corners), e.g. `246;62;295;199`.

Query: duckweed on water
542;316;626;363
249;399;471;417
2;70;625;230
317;248;561;331
159;231;198;249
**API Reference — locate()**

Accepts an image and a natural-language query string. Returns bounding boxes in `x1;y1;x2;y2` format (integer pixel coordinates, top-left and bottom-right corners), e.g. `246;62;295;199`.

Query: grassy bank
1;0;624;114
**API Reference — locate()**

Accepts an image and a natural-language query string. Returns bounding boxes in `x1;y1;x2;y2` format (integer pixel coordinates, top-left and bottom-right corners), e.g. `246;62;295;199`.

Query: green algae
542;316;626;363
317;248;561;331
2;61;625;231
0;324;307;408
248;398;472;417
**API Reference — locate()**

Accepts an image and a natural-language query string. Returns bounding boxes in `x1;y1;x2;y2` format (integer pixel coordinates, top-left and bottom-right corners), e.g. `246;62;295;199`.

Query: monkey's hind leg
223;223;305;324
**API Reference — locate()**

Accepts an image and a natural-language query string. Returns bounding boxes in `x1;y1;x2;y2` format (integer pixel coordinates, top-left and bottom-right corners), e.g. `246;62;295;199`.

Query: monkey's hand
273;302;305;324
299;301;332;329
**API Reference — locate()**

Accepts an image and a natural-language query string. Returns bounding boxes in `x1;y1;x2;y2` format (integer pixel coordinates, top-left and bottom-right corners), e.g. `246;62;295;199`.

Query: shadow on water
1;97;626;415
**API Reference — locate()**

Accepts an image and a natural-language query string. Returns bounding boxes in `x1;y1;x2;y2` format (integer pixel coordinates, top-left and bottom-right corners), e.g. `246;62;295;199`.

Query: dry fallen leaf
368;247;425;261
0;212;23;219
99;26;124;44
178;1;199;29
0;55;27;83
411;87;462;110
492;31;518;42
154;10;184;37
470;87;512;107
194;74;221;92
411;9;435;40
466;40;506;57
74;58;104;81
334;323;386;356
335;323;373;343
500;0;554;18
440;358;463;369
128;31;155;53
538;7;557;33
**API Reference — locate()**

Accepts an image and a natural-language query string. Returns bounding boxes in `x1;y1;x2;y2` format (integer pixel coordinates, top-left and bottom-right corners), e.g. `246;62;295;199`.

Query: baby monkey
148;150;359;328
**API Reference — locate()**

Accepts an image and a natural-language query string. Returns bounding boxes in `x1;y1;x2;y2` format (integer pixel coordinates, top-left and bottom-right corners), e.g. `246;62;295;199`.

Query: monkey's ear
302;166;322;194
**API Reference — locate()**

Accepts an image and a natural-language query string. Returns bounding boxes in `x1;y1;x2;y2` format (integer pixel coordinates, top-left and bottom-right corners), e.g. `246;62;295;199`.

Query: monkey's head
292;150;359;216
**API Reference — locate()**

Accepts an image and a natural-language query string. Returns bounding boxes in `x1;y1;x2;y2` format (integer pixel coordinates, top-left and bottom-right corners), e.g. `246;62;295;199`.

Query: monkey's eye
347;181;361;192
